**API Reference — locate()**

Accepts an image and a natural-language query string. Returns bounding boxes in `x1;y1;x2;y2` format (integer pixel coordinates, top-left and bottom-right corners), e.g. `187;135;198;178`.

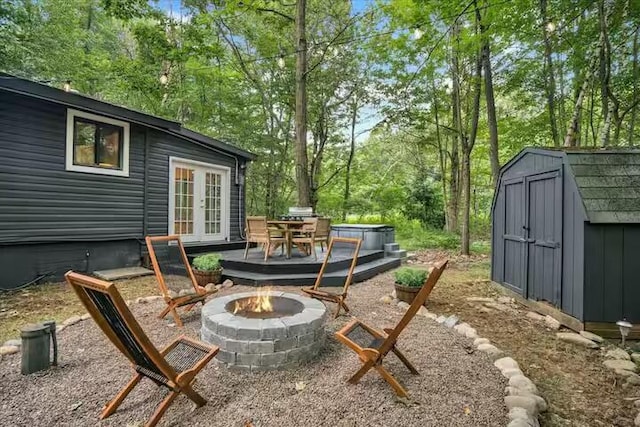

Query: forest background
2;0;639;253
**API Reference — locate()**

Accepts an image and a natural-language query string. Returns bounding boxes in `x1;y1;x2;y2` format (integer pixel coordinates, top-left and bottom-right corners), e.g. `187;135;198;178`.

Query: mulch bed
0;275;508;427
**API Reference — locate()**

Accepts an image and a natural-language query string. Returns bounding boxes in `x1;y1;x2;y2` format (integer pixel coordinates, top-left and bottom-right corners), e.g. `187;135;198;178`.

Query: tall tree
540;0;560;147
294;0;310;207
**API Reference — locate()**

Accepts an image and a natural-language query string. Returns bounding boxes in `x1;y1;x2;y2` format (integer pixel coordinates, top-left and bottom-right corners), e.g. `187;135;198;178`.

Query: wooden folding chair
145;235;217;327
64;271;219;427
301;237;362;318
334;259;448;398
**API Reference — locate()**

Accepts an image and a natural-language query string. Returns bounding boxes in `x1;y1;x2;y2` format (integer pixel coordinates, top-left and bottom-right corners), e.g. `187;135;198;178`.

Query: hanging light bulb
63;80;72;92
545;21;556;33
159;73;169;85
413;26;424;40
277;52;286;69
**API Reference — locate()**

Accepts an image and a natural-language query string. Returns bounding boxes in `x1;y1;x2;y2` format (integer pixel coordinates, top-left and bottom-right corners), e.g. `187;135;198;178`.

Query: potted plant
394;267;428;304
191;253;223;287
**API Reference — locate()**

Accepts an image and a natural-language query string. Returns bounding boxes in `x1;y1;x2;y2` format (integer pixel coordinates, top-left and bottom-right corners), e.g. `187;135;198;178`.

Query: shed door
525;170;562;307
501;177;527;294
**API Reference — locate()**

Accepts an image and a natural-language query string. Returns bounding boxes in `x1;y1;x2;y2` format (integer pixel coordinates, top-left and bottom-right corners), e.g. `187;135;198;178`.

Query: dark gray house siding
0;77;253;289
492;147;640;329
0;92;146;242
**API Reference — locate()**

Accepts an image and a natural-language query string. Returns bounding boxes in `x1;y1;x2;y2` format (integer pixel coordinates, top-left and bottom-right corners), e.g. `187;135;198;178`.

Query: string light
413;27;424;40
159;73;169;85
277;51;286;69
63;80;71;92
545;21;556;33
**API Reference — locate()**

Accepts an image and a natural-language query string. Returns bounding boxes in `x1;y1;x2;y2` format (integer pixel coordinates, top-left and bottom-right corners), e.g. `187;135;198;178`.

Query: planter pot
394;283;421;304
192;268;222;287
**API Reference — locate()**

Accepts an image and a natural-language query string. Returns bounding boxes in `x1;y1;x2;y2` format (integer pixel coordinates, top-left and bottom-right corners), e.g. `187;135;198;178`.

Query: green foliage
192;253;222;272
394;267;428;287
343;214;459;251
402;177;445;229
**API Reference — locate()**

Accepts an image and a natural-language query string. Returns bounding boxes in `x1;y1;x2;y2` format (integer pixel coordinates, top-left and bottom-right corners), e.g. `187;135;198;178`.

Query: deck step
386;249;407;259
222;257;401;287
93;267;154;281
384;243;400;252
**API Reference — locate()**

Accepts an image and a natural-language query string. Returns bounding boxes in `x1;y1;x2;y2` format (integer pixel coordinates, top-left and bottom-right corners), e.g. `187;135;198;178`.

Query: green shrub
394;267;428;287
192;253;222;271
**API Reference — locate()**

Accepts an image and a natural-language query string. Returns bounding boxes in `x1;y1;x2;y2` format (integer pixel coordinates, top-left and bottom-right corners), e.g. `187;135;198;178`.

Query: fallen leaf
464;406;471;415
70;402;83;411
295;381;306;391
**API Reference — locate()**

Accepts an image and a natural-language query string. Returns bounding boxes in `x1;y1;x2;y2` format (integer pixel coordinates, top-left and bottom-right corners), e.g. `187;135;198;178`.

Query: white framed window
65;108;130;177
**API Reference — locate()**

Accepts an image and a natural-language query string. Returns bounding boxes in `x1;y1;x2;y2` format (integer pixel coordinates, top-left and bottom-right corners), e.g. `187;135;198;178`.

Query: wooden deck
189;246;401;286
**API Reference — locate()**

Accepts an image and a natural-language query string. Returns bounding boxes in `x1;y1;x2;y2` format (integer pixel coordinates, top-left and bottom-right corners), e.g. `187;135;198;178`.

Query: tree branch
255;7;294;22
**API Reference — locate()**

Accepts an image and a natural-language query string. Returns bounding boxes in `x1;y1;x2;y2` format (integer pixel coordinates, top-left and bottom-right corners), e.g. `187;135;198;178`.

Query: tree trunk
342;97;358;221
432;82;449;230
540;0;559;147
461;2;483;256
479;4;499;188
448;23;462;233
598;0;611;147
294;0;310;207
629;28;639;146
565;35;602;147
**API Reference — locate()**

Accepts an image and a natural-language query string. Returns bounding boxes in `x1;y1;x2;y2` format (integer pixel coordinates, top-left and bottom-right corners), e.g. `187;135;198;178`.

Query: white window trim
168;156;232;242
65;108;130;177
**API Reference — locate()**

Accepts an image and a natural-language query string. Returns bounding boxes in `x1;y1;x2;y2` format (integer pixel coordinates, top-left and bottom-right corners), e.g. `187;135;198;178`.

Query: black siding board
0;91;145;243
623;226;640;321
146;129;244;240
583;225;640;323
602;227;624;321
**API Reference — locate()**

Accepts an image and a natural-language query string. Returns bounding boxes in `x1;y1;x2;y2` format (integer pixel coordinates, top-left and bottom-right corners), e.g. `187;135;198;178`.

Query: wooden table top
267;220;306;226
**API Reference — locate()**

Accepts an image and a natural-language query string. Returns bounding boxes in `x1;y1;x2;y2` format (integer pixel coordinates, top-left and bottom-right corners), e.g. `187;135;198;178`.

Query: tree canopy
2;0;639;251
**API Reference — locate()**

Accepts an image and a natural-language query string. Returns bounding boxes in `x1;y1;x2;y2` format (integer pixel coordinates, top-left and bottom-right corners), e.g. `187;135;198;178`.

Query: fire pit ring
201;292;326;371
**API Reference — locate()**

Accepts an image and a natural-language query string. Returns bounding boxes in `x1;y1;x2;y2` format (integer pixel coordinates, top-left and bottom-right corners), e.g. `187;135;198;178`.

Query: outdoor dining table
267;220;307;259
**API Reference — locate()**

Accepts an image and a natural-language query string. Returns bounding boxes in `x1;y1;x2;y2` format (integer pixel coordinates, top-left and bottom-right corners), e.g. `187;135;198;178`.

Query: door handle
522;226;530;231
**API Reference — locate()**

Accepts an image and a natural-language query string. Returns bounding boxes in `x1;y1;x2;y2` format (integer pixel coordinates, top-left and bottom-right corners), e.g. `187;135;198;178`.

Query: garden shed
491;148;640;337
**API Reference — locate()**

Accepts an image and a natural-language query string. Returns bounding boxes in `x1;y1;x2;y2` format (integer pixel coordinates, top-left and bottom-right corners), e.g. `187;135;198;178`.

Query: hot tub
330;224;395;250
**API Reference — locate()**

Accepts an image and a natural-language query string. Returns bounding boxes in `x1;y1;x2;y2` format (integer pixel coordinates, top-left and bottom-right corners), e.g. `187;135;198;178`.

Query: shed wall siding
0;91;145;243
146;130;243;240
502;152;563;179
583;224;640;323
561;173;585;320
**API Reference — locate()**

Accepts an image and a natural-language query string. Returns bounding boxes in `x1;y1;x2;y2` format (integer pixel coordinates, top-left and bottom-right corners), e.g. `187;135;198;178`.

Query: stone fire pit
201;291;326;371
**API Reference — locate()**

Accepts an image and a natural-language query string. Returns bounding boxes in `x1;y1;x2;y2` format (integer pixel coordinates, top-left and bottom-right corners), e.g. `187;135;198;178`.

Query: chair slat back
315;217;331;237
378;260;448;355
65;271;176;382
301;217;318;232
146;236;200;299
246;216;268;237
311;237;362;295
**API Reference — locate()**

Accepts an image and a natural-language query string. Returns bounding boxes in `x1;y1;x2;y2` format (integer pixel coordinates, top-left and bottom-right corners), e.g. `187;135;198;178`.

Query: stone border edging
380;291;546;427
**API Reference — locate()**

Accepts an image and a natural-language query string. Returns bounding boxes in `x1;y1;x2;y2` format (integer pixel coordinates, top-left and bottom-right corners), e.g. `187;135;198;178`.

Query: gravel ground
0;274;508;427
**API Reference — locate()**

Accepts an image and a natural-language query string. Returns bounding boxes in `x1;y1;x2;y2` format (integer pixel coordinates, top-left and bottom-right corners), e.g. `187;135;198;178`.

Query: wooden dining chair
334;259;448;398
291;217;318;259
145;235;217;327
244;216;287;261
64;271;219;427
301;237;362;318
314;217;331;252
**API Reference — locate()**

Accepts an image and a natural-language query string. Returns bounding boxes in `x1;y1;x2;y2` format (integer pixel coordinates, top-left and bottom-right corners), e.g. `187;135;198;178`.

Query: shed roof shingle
567;151;640;223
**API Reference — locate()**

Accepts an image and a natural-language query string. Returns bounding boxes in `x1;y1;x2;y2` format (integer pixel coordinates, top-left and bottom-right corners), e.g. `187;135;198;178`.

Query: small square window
66;109;129;176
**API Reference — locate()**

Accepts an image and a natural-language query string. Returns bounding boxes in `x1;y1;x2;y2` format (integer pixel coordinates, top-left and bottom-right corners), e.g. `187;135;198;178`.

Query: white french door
170;158;230;243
